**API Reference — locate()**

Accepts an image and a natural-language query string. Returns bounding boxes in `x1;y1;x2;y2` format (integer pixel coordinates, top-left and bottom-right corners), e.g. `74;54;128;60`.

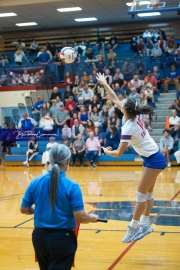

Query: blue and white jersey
121;116;158;157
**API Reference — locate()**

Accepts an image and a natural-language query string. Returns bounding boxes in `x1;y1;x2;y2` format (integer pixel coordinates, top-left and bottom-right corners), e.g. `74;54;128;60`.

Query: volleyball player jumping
96;73;166;243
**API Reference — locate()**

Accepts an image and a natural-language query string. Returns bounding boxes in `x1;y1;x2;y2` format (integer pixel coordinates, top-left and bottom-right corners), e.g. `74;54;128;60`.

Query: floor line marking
0;193;23;199
107;189;180;270
14;218;34;228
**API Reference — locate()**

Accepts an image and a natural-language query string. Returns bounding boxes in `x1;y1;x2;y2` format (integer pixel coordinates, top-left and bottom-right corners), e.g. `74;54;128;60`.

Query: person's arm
98;146;101;156
18;120;22;129
159;138;164;151
102;141;128;157
72;143;76;153
73;211;98;223
168;137;174;150
23;53;29;62
20;181;35;215
116;118;120;128
121;80;127;89
97;73;122;110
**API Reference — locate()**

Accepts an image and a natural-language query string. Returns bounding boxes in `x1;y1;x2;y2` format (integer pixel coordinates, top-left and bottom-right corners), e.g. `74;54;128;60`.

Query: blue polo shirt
34;100;46;111
21;171;84;228
71;53;80;67
39;52;50;63
167;70;179;79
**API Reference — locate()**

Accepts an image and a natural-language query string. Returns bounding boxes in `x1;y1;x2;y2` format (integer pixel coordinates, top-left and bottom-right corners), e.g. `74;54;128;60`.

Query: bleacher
1;21;180;166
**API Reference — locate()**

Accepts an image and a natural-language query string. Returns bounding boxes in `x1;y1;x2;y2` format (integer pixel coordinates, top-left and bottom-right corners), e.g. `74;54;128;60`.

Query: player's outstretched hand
89;213;99;222
101;146;112;155
96;73;107;85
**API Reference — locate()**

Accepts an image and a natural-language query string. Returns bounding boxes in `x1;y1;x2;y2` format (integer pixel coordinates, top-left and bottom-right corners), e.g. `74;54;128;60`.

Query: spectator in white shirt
128;75;142;93
40;114;54;131
16;39;26;51
151;44;162;59
62;124;72;139
143;29;151;43
14;47;28;65
105;69;112;85
114;68;124;80
169;110;180;129
82;85;94;107
42;137;58;166
30;39;39;56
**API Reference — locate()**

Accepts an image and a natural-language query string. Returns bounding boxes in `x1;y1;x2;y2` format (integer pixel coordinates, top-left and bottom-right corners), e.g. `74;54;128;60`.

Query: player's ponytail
49;144;71;210
124;98;154;120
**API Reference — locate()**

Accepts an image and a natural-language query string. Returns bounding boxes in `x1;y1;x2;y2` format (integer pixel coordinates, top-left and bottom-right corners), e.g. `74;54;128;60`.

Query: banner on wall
5;67;45;86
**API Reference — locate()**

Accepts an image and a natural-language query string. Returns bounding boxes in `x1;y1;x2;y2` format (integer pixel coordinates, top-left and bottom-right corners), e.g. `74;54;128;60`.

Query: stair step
149;129;164;135
151;122;165;129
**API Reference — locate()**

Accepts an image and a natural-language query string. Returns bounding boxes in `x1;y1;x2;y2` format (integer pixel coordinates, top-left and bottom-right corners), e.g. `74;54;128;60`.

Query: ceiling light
0;13;17;17
75;17;97;22
57;7;82;12
126;1;150;6
16;22;38;26
137;12;161;16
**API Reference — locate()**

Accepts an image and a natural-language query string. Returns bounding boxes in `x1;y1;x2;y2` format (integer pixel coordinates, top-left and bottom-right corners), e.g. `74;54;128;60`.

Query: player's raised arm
96;73;122;110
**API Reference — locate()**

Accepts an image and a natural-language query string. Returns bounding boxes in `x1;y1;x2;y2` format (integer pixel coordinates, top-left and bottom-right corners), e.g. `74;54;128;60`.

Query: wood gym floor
0;165;180;270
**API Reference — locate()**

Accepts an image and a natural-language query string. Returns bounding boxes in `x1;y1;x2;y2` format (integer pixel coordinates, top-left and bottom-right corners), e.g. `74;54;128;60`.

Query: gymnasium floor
0;165;180;270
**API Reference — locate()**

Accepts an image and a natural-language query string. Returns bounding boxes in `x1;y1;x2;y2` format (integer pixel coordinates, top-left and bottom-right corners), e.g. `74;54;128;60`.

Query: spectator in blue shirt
20;144;98;270
39;47;51;65
113;83;125;97
164;65;180;93
174;49;180;68
152;66;161;90
129;88;140;100
18;113;37;130
32;96;46;123
104;125;121;150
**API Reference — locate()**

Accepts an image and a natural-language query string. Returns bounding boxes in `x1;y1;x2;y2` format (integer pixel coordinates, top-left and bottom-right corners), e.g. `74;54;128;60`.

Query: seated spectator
94;56;106;74
18;113;37;129
140;114;152;131
113;83;125;96
76;80;86;96
168;97;180;117
136;38;145;57
165;43;174;57
29;39;39;56
138;93;147;107
171;123;180;146
151;29;159;44
160;129;174;167
99;105;109;132
72;119;85;140
94;127;103;145
88;75;97;90
16;39;26;51
60;135;72;150
39;47;51;65
142;29;151;43
114;94;124;120
130;36;138;53
86;131;101;167
144;86;155;107
122;59;135;77
14;47;28;65
76;97;85;112
67;105;77;125
158;28;166;41
55;105;69;131
164;65;180;93
23;140;38;167
50;100;59;119
90;107;101;127
73;75;80;94
62;124;72;139
108;55;117;76
64;84;74;102
108;111;120;130
96;34;105;51
81;71;89;83
50;87;62;102
78;105;89;126
32;96;46;123
129;88;140;100
111;73;126;89
104;125;121;150
128;75;142;93
72;134;86;167
106;100;114;115
169;110;180;128
86;119;95;134
40;113;54;132
0;54;10;66
97;83;106;103
145;38;153;56
89;95;100;113
78;41;86;56
56;96;64;108
22;69;30;85
108;33;118;50
51;44;58;59
71;52;80;77
64;72;74;86
168;36;175;47
158;35;166;52
174;49;180;68
65;96;76;112
40;102;50;118
141;78;153;91
85;48;94;61
151;44;162;59
54;52;65;81
107;48;116;60
42;137;57;166
152;66;161;90
136;60;145;74
105;69;113;85
145;71;157;92
82;85;94;107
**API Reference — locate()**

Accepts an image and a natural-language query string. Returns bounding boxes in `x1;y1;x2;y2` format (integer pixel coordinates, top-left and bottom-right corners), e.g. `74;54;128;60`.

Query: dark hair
109;125;117;135
163;129;170;134
123;98;154;120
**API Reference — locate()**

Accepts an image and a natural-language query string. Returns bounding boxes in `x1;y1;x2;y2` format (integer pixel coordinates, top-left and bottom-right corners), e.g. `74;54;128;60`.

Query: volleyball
60;47;77;64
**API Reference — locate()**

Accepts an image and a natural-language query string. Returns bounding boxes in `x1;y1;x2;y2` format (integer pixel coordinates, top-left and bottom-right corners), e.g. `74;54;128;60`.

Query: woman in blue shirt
20;144;98;270
104;125;121;150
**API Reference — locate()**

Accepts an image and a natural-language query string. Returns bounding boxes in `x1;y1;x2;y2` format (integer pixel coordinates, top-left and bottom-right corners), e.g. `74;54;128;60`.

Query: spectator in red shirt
65;96;76;112
64;71;74;86
168;36;175;47
145;71;157;93
136;39;145;57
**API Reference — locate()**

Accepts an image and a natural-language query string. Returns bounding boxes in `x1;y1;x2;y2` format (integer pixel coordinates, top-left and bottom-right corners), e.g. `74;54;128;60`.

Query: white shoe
23;161;27;165
167;162;171;168
134;224;154;240
122;225;143;243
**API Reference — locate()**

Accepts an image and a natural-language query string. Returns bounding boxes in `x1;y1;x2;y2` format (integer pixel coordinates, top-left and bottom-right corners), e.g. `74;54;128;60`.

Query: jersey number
137;118;146;138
